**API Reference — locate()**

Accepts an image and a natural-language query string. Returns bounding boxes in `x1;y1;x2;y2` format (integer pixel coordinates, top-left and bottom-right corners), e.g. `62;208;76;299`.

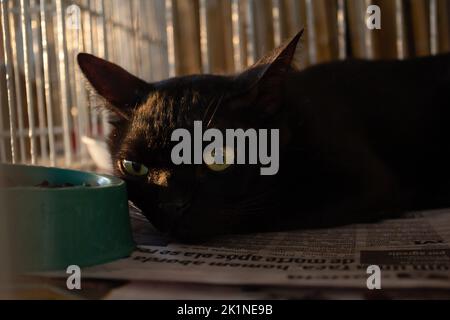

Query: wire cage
1;0;449;169
0;0;168;168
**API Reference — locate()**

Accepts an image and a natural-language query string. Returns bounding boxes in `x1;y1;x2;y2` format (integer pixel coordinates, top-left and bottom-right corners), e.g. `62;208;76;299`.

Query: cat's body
279;55;450;228
78;31;450;240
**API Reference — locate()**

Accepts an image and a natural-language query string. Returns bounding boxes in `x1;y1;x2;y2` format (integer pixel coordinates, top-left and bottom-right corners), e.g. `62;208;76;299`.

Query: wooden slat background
171;0;450;75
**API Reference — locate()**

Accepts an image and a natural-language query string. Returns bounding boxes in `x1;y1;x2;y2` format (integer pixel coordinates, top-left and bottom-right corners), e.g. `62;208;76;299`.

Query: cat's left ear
232;29;304;117
78;53;151;120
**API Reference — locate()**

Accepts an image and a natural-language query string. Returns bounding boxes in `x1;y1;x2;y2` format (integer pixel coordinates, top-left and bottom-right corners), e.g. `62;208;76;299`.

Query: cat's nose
157;186;192;231
157;201;191;229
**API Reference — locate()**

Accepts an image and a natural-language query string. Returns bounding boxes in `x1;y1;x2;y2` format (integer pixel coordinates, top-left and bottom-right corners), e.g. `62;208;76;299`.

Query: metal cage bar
430;0;438;55
1;0;16;163
337;0;347;59
39;0;56;166
0;0;169;168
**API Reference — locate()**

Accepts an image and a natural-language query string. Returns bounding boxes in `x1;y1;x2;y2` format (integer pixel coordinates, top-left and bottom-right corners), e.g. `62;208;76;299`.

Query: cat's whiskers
218;189;277;217
219;206;271;217
235;189;275;206
202;96;218;123
206;94;225;129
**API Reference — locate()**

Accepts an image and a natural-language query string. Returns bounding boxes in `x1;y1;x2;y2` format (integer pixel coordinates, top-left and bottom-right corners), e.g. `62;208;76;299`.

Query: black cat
78;30;450;240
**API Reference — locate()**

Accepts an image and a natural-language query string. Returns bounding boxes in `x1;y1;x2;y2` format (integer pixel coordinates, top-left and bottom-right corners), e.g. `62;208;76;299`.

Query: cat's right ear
77;53;151;120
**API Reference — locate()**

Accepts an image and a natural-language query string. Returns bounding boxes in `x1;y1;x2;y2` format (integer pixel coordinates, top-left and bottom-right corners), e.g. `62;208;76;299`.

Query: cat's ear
232;29;304;118
77;53;151;120
253;28;304;74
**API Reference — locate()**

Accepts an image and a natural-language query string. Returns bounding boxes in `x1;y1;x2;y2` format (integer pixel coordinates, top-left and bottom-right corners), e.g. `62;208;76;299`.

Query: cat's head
78;31;303;240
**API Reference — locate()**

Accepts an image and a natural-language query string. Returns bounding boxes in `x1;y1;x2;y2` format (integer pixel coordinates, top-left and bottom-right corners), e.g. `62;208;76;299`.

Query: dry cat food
35;181;97;188
0;177;98;189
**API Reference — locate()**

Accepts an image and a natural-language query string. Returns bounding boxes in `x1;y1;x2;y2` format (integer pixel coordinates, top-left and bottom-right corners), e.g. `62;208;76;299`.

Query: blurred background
0;0;450;170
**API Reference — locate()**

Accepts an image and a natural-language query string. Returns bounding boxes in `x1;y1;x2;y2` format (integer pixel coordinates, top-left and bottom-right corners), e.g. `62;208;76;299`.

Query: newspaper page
83;209;450;289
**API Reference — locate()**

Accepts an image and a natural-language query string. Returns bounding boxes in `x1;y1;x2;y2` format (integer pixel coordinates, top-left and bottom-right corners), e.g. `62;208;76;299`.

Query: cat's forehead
153;74;233;93
118;74;235;159
132;74;234;122
120;75;227;154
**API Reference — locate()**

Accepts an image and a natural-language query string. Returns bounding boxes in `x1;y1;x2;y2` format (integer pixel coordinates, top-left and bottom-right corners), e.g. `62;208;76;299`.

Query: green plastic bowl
0;163;135;271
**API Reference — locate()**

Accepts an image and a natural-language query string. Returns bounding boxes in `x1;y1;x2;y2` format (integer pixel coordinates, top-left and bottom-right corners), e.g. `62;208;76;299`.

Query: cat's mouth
157;201;191;228
135;199;219;240
127;178;281;240
141;202;189;234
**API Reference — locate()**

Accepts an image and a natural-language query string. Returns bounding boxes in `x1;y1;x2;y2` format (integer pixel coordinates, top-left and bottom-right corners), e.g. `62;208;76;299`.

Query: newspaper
83;209;450;289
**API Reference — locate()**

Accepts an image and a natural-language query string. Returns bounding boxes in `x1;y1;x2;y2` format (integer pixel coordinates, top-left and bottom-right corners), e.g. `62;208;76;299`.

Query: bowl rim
0;163;125;192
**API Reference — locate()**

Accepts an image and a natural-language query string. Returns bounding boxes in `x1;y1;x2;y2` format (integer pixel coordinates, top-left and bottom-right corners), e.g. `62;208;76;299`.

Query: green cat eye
207;162;232;172
120;160;149;177
204;146;234;172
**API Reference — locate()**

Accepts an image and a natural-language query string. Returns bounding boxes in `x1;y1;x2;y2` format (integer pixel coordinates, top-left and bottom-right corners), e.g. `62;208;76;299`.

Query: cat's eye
120;160;149;177
204;146;234;172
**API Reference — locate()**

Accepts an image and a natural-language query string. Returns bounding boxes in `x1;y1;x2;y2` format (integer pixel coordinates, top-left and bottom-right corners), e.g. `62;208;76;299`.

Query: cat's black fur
78;31;450;240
